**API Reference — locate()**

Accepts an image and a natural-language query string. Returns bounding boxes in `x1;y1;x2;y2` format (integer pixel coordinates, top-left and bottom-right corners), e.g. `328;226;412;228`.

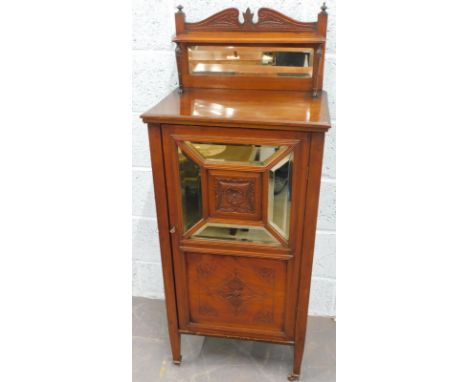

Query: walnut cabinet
141;4;331;380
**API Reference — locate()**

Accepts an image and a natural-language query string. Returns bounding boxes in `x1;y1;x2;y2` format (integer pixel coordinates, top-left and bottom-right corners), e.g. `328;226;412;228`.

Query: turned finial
176;4;183;12
321;2;328;13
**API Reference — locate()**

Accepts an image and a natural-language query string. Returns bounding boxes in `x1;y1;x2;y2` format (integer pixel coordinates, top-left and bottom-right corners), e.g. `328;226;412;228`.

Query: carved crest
185;7;317;32
242;8;254;29
256;8;317;32
185;8;241;31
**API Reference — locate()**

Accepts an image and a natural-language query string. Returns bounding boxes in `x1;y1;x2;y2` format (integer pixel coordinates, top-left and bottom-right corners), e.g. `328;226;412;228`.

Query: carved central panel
215;178;255;213
208;170;262;221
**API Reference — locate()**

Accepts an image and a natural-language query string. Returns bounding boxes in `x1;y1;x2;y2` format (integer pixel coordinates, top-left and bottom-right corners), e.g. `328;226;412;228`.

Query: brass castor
172;356;182;366
287;373;300;381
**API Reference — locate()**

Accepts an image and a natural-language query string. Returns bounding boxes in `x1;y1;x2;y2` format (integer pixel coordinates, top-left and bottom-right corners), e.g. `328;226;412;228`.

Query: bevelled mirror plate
178;141;293;244
192;223;280;245
186;142;286;166
268;154;293;239
188;46;314;78
178;147;203;231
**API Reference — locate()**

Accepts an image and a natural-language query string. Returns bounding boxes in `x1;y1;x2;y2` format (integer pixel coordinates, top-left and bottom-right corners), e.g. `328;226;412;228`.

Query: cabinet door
162;125;310;341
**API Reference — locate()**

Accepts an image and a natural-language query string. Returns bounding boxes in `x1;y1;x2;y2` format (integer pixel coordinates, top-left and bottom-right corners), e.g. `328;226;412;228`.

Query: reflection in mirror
188;46;313;78
192;223;280;245
178;147;202;231
268;153;293;239
186;141;286;166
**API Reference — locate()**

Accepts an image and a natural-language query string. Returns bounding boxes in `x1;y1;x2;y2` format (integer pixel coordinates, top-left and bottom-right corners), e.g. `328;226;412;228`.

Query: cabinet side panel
294;132;325;347
147;124;181;340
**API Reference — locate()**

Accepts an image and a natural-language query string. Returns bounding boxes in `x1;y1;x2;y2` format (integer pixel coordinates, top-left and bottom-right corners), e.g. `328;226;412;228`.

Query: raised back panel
173;4;328;94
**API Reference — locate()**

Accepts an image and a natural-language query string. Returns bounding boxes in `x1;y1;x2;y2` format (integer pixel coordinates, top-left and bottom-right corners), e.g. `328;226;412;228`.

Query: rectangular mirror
188;46;314;78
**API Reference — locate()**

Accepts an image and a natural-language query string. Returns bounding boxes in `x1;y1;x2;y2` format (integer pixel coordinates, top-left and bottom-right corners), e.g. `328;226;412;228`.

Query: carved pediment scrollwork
185;7;317;32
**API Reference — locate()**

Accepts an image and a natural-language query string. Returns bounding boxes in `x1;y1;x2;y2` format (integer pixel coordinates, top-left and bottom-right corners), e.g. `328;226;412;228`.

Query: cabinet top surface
141;88;331;131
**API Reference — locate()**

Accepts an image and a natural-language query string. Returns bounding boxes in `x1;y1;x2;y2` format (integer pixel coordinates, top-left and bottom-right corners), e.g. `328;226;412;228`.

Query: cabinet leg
288;342;304;380
169;331;182;365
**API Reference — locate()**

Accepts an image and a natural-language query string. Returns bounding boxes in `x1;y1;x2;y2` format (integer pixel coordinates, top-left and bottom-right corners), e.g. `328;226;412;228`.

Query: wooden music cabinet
141;4;331;380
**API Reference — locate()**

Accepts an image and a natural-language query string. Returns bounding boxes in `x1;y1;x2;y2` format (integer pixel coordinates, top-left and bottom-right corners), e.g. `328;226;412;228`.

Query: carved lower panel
186;253;286;331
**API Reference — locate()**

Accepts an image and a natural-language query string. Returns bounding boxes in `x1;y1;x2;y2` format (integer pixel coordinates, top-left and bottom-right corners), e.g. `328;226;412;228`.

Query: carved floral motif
255;8;317;31
199;304;218;316
196;263;216;278
185;8;241;31
215;178;255;214
242;8;254;28
215;270;262;314
255;267;275;283
253;310;274;324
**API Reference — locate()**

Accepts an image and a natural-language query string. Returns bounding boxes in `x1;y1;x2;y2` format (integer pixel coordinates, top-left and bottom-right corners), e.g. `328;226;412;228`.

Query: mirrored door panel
163;126;309;250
